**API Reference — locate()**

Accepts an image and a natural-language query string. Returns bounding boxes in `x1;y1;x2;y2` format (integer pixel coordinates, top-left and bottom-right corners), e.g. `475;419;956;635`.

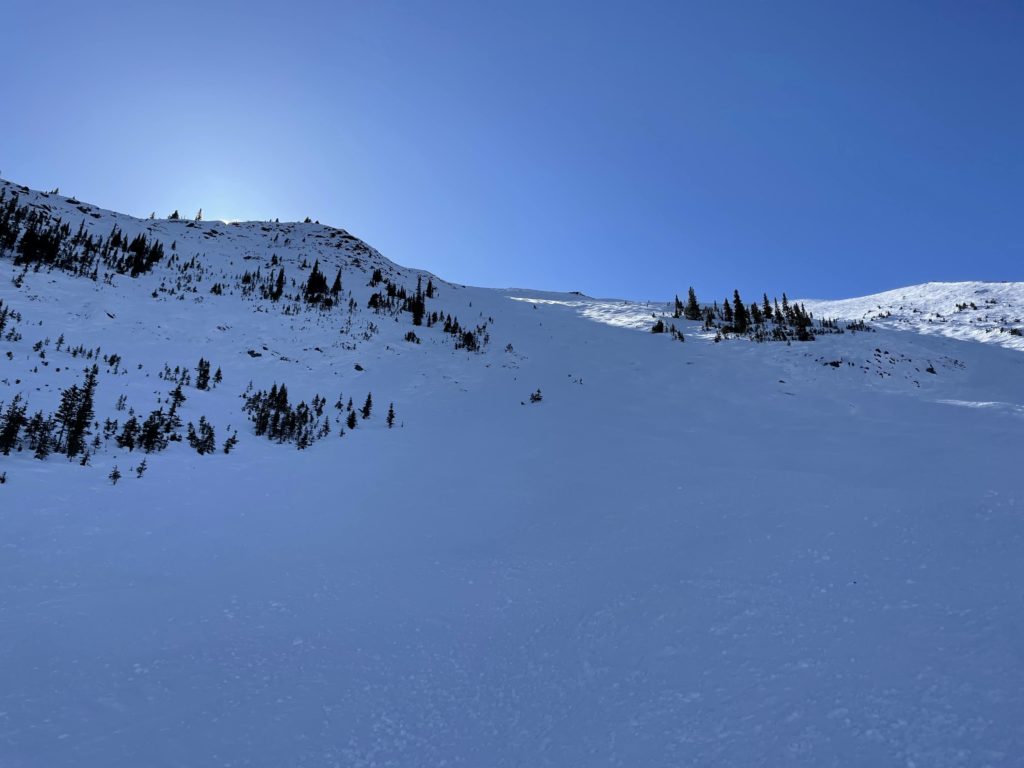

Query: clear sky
2;1;1021;300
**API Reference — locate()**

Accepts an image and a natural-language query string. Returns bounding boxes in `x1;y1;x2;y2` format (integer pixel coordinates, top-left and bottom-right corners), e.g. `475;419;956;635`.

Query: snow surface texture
1;178;1023;767
804;282;1024;353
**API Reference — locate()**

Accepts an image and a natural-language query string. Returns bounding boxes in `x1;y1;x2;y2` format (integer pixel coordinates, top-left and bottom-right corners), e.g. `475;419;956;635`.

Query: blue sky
2;1;1021;300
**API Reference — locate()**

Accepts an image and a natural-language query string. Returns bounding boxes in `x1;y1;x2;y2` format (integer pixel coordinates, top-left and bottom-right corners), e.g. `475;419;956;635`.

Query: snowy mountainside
803;281;1024;352
1;178;1023;767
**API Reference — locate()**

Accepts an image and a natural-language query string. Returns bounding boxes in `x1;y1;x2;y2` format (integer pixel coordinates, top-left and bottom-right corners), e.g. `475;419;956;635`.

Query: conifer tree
273;268;286;301
684;287;702;320
169;383;187;412
386;403;395;428
0;395;26;455
29;412;52;459
303;259;329;300
361;393;373;420
195;358;211;390
732;290;749;334
66;365;98;458
117;416;140;451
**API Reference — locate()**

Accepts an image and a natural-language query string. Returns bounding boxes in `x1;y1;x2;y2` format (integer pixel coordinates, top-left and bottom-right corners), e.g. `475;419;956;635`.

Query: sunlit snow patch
508;295;662;330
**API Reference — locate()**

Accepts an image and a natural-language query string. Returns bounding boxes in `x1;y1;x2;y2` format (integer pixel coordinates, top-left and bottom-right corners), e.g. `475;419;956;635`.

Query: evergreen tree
731;290;749;333
303;259;329;301
684;287;702;321
273;268;286;301
346;410;357;430
109;465;122;485
195;358;211;390
27;412;52;459
53;384;80;452
361;392;373;420
0;395;27;455
386;403;395;428
66;365;98;458
139;409;170;453
187;417;216;455
117;416;140;451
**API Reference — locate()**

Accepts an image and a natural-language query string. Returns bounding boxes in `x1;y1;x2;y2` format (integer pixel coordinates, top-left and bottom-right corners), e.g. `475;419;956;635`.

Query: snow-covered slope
804;281;1024;352
1;178;1023;767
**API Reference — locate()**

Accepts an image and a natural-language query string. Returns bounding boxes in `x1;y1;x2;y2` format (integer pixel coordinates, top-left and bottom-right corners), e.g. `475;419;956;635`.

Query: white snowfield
803;281;1024;353
0;178;1022;767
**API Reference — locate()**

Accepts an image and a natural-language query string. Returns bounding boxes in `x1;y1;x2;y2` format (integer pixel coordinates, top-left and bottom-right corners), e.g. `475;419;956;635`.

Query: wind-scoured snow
1;179;1023;767
803;281;1024;352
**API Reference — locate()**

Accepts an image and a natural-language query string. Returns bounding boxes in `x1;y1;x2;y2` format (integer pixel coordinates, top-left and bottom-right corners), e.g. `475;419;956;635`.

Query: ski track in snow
0;179;1023;767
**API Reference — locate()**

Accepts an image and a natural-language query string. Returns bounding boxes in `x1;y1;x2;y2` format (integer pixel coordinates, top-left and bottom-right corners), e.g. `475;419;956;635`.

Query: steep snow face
1;179;1023;767
803;281;1024;352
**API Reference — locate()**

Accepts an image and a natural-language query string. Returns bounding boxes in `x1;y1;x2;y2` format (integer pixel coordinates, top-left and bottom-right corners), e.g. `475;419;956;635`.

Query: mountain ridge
1;175;1023;767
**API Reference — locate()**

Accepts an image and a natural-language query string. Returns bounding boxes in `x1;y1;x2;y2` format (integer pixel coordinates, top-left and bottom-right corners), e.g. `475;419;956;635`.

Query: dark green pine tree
330;269;342;296
386;403;395;428
30;412;52;459
53;383;81;453
304;259;329;301
273;267;286;301
684;287;702;320
66;365;98;458
346;410;357;430
195;358;211;390
117;415;140;451
360;392;373;420
732;290;749;334
0;394;27;455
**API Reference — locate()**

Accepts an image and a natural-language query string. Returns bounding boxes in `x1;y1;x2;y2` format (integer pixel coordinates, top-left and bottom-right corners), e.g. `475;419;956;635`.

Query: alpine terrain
1;177;1022;767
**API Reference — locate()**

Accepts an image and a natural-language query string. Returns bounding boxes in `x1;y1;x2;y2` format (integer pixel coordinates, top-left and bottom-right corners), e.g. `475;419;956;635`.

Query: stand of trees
667;286;855;343
242;382;396;449
0;188;165;279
